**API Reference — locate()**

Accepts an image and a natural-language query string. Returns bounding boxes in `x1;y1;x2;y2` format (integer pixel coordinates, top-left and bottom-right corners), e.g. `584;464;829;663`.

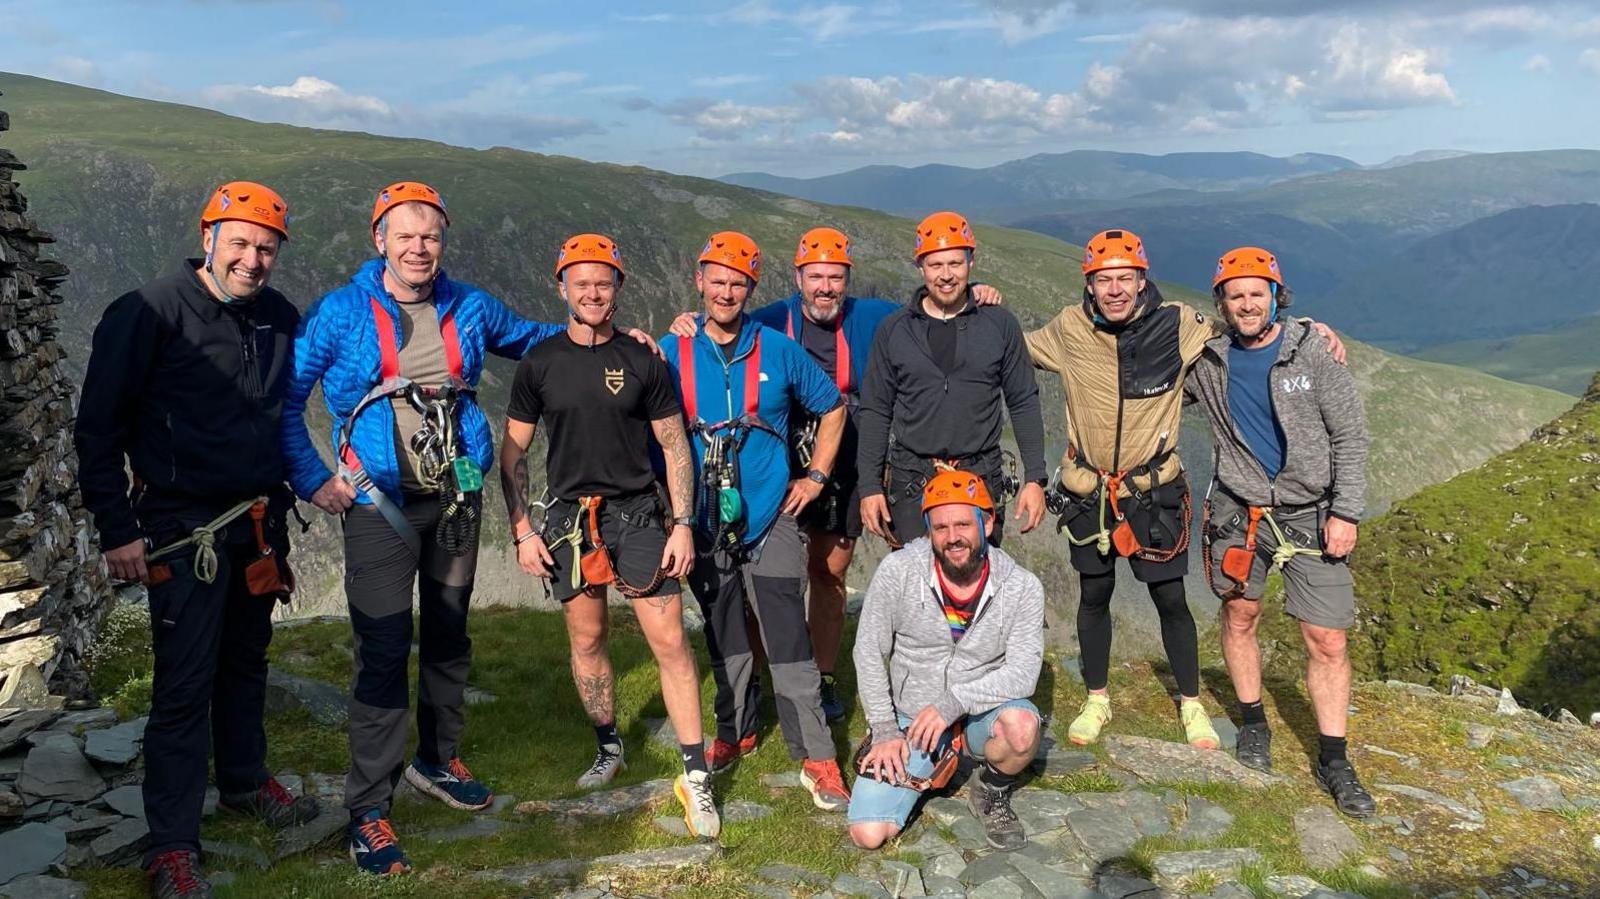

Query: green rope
1059;472;1113;555
1260;509;1324;572
146;497;264;585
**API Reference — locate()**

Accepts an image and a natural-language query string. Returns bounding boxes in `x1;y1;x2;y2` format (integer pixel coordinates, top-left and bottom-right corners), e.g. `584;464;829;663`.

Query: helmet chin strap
379;241;435;294
1267;282;1279;327
204;223;249;305
922;507;991;557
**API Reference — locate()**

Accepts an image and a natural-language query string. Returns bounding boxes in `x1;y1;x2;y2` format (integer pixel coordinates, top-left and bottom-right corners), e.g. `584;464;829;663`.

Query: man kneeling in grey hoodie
849;471;1045;852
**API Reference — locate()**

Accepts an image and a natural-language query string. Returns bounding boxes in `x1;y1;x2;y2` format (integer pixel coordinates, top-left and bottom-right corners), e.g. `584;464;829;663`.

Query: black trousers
141;509;279;865
341;495;477;816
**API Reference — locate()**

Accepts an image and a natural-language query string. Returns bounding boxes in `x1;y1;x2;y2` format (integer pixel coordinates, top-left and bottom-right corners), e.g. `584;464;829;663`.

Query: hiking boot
148;849;213;898
1235;722;1273;772
708;732;758;773
800;758;851;811
403;756;494;811
1180;699;1220;750
1316;758;1378;819
673;769;722;839
820;673;846;724
966;772;1026;851
349;808;412;876
218;776;322;828
1067;694;1112;745
577;743;626;789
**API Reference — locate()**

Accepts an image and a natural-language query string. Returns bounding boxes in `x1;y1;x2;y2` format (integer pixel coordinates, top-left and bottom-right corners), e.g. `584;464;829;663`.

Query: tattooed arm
501;417;554;577
651;414;697;579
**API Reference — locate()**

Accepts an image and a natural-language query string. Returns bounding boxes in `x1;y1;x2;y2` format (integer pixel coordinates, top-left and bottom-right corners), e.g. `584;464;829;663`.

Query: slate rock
0;785;22;819
1374;783;1484;824
515;778;674;819
273;807;344;859
876;859;925;897
947;815;989;851
0;822;67;886
1264;874;1327;897
1495;688;1521;716
101;784;145;819
1203;884;1255;899
0;666;55;712
760;863;832;887
725;799;774;823
922;874;965;896
1149;848;1262;887
832;872;890;898
49;709;117;732
1497;775;1568;811
16;735;105;804
1059;657;1084;684
1465;724;1495;749
0;711;61;754
920;796;968;827
202;839;272;870
83;727;140;766
1210;717;1239;751
1292;805;1362;868
922;851;966;882
479;842;719;886
958;853;1018;887
1097;872;1160;897
45;812;121;840
89;816;149;864
1105;735;1285;789
423;817;524;841
762;770;803;789
0;875;88;898
1031;741;1099;777
1012;785;1082;832
1066;805;1142;862
1007;852;1100;898
1178;797;1235;843
264;667;348;727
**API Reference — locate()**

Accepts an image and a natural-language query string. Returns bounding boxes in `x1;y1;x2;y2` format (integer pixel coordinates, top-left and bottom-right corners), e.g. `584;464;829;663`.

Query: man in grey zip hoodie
1186;247;1375;819
849;471;1045;852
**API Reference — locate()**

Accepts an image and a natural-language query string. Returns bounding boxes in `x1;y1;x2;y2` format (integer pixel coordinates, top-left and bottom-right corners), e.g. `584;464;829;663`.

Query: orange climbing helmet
556;233;625;281
914;211;976;258
698;231;763;282
1082;229;1149;275
921;470;995;515
371;181;449;229
795;227;853;267
199;181;289;240
1212;246;1283;288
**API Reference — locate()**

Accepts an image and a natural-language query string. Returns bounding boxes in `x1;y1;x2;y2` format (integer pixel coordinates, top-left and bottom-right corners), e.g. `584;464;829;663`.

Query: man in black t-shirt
498;234;719;839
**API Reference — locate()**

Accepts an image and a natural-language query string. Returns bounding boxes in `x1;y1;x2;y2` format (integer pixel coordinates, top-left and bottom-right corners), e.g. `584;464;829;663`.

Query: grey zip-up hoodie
1187;317;1370;521
853;539;1045;744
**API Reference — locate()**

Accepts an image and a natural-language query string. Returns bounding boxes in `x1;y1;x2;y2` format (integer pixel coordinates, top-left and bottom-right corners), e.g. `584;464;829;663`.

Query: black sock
1239;700;1267;727
594;722;620;750
680;742;708;775
980;762;1017;791
1318;734;1347;767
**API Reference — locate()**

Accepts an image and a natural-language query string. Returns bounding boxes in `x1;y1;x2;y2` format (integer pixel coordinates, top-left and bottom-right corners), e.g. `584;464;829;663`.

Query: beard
934;540;984;583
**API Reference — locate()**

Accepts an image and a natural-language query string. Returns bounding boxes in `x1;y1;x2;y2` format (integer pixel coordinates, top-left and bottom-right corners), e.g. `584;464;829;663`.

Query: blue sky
7;0;1600;177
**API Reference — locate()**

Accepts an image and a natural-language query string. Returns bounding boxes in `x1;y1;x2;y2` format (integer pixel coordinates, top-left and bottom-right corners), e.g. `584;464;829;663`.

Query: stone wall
0;93;112;707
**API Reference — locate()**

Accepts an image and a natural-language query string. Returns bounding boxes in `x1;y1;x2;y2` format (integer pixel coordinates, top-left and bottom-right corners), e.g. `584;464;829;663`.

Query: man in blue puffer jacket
280;182;651;876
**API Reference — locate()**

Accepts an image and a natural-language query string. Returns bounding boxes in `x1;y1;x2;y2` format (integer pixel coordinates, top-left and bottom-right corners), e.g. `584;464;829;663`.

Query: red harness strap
785;309;850;395
368;295;465;382
678;331;761;424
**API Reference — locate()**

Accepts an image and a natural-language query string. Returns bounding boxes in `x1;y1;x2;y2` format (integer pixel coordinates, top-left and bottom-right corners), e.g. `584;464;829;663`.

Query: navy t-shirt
1227;328;1288;480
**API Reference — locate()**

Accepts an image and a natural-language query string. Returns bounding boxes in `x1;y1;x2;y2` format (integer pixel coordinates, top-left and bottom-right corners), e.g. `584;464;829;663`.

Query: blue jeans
846;698;1039;828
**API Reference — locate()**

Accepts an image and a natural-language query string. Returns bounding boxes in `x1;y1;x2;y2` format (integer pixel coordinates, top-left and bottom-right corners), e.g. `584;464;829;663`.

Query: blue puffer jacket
281;257;561;505
748;293;898;399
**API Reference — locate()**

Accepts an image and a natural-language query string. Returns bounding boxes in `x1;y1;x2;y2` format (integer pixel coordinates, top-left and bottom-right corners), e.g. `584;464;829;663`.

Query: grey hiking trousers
687;514;834;761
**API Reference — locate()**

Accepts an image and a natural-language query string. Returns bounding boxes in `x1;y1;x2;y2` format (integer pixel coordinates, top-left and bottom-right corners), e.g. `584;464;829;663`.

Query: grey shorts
542;491;680;602
1204;493;1355;630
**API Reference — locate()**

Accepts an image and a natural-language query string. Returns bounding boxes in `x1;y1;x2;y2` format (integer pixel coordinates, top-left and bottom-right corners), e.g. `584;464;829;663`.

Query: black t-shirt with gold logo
507;333;680;500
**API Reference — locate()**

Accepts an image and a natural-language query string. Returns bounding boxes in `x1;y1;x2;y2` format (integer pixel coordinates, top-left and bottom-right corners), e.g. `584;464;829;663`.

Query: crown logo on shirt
603;368;625;395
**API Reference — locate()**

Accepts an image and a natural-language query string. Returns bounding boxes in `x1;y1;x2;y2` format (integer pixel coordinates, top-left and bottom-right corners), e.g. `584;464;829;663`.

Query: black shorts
542;490;680;603
1057;476;1190;583
797;476;863;540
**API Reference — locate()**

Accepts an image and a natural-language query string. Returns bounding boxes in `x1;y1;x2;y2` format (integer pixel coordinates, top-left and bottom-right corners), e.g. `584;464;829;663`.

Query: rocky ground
2;609;1598;898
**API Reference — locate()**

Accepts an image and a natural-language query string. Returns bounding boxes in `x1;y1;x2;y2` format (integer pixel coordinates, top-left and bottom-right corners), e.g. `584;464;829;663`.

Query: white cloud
47;55;103;87
660;98;804;141
1523;53;1552;73
1581;48;1600;74
724;2;877;41
198;76;601;149
690;74;766;88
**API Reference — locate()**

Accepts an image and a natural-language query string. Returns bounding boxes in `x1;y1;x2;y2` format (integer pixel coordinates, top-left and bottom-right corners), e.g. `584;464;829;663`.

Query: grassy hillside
1417;315;1600;396
1263;375;1600;713
0;72;1570;629
721;151;1356;217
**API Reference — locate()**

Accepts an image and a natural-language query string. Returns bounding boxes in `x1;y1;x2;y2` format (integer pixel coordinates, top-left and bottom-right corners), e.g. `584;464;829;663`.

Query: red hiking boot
801;758;851;811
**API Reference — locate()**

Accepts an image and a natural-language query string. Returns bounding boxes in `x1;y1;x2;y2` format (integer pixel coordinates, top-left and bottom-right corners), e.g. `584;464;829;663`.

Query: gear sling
782;315;850;469
1048;433;1189;562
336;296;483;558
676;332;775;554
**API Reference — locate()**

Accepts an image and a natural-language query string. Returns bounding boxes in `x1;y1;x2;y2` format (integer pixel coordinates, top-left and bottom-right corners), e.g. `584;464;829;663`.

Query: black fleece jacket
73;260;300;549
856;288;1046;495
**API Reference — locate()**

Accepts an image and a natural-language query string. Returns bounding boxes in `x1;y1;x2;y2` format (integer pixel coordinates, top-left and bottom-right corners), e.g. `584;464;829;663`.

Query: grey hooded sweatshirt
853;539;1045;744
1186;317;1370;521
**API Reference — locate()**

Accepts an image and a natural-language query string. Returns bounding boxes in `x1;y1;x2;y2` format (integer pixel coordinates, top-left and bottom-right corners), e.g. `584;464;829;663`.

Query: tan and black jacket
1024;282;1216;498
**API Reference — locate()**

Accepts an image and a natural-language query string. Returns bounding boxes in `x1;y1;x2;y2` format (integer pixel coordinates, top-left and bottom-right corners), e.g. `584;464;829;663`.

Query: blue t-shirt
1227;328;1288;480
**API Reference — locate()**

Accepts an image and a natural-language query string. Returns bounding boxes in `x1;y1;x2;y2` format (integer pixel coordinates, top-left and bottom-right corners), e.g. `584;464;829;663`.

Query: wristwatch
806;469;829;485
672;516;694;530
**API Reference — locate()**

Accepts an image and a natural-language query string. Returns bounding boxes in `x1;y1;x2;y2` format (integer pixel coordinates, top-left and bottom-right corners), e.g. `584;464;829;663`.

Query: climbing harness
543;495;670;598
1051;436;1187;562
143;496;293;598
678;333;781;554
784;312;852;471
336;296;482;558
885;448;1015;511
1201;483;1325;600
852;723;966;792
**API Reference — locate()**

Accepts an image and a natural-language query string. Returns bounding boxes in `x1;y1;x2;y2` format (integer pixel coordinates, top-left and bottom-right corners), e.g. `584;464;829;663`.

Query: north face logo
1280;375;1312;393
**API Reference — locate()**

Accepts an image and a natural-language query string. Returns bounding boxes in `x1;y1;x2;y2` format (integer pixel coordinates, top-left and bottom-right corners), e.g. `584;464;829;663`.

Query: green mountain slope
1417;315;1600;396
721;150;1357;216
0;72;1571;627
1333;375;1600;713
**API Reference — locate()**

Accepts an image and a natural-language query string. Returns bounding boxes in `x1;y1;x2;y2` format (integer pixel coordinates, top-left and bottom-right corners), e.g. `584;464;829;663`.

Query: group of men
72;177;1373;898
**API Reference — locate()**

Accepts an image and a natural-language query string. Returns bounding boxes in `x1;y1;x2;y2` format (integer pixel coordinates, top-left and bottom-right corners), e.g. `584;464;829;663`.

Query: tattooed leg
563;588;614;724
